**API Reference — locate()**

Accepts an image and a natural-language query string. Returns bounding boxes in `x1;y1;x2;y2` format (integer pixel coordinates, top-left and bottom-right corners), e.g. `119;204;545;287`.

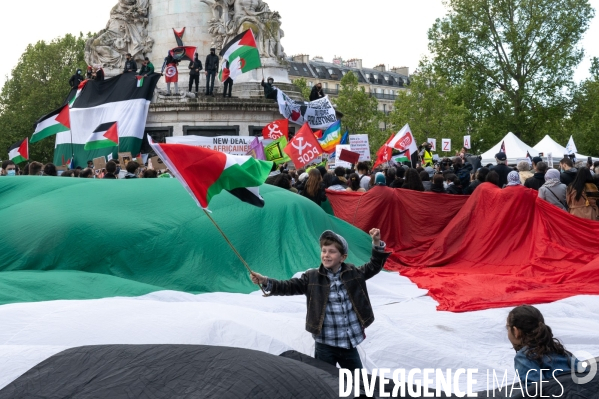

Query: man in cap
491;152;511;187
204;48;219;96
250;228;389;370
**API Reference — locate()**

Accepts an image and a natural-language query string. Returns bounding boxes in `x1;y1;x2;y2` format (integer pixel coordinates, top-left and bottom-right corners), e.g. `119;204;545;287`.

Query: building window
309;81;313;86
293;66;298;70
303;67;308;72
324;82;328;88
336;84;339;90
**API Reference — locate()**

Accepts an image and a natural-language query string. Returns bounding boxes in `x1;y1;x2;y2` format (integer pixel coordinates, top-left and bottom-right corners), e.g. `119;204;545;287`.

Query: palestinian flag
30;104;70;143
149;139;273;208
53;73;160;168
219;29;261;82
8;138;28;163
136;76;144;87
1;178;598;395
84;122;119;150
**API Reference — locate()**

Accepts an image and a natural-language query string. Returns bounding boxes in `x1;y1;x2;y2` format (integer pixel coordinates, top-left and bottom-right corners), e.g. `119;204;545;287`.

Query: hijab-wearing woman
538;169;568;211
505;171;522;188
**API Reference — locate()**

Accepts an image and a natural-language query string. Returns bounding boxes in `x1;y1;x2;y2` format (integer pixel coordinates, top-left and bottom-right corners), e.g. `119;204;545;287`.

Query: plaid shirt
264;242;386;349
313;263;365;349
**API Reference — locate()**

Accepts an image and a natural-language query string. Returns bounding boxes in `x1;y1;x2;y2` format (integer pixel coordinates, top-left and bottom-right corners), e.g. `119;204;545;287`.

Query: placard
118;152;133;167
149;156;167;171
442;139;452;152
348;134;371;161
547;152;553;168
93;156;106;172
334;145;352;168
427;138;436;151
463;135;471;150
338;149;360;165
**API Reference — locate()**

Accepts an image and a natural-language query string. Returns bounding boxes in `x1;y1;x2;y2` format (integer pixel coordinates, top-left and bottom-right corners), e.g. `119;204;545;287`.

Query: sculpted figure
85;0;153;70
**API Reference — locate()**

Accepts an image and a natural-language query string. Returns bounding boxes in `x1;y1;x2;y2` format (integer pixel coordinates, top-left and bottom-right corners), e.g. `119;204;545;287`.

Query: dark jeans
223;78;233;97
205;71;216;94
189;75;199;92
314;342;363;370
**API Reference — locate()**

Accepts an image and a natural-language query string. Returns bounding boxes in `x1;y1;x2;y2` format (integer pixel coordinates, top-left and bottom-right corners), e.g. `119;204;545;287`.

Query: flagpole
202;209;268;296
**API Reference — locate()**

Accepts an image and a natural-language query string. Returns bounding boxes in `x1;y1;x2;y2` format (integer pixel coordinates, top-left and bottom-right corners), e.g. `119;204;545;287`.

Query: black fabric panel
73;73;161;108
0;345;338;399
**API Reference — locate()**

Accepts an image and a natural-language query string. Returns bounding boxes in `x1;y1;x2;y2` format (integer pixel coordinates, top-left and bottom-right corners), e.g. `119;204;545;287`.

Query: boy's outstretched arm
359;228;391;280
250;271;309;296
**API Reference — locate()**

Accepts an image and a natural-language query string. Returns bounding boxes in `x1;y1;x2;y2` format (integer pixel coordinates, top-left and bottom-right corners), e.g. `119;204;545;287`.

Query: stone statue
200;0;285;59
85;0;154;71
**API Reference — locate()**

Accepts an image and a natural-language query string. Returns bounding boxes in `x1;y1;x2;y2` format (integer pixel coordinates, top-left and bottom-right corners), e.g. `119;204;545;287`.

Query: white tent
533;135;599;165
480;132;539;165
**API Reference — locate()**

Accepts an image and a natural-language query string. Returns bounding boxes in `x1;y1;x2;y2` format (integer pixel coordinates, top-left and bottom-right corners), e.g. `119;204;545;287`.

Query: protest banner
284;123;323;168
349;134;371;161
118;152;133;167
93;156;106;172
166;135;255;155
276;89;337;130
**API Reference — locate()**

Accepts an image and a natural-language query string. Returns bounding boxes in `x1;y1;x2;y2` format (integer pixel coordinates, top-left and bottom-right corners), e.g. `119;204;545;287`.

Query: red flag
169;46;196;62
164;63;178;83
283;123;323;168
373;133;394;169
262;119;289;140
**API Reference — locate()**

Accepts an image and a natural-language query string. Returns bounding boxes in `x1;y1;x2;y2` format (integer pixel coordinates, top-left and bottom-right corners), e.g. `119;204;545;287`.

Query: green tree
566;58;599;156
292;77;311;101
332;71;384;158
0;33;89;164
428;0;594;145
388;61;471;153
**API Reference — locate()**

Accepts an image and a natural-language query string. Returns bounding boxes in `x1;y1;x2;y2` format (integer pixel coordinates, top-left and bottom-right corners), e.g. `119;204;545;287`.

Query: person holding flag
221;60;233;98
162;54;180;96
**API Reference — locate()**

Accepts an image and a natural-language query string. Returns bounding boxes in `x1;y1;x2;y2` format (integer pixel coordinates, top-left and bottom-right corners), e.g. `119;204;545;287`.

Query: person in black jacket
123;53;137;73
559;158;578;186
261;77;277;99
491;152;512;187
309;83;324;101
464;167;489;195
69;69;84;88
188;53;202;93
204;48;219;95
524;161;547;190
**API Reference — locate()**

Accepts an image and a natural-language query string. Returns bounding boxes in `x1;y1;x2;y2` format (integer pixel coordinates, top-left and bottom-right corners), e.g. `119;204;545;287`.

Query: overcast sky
1;0;598;86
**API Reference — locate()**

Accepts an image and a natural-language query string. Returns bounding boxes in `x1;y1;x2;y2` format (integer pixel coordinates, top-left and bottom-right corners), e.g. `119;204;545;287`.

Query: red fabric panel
326;183;599;312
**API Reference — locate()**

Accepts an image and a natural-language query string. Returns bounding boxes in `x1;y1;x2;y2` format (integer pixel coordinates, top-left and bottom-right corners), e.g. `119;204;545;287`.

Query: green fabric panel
0;177;371;305
53;137;142;168
205;158;272;205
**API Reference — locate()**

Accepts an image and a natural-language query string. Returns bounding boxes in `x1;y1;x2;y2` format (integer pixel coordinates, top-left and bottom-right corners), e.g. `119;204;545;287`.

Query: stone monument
86;0;302;141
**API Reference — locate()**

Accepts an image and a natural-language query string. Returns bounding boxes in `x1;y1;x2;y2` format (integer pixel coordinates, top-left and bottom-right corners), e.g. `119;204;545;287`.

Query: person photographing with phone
250;228;389;370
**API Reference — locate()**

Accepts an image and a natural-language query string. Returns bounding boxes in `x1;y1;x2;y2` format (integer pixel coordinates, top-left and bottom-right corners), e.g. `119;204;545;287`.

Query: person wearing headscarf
505;171;522;188
538;169;568;212
374;172;386;186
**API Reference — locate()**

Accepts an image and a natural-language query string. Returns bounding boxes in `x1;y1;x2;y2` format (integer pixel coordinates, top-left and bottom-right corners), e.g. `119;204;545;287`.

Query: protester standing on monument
221;60;233;98
69;69;84;89
139;57;154;76
188;54;202;94
204;48;219;96
123;53;137;73
261;77;277;100
94;65;105;81
250;228;389;371
162;54;180;95
309;83;325;101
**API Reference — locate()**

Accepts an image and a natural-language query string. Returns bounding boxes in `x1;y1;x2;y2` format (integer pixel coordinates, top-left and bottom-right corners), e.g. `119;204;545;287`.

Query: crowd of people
265;153;599;221
0;159;172;180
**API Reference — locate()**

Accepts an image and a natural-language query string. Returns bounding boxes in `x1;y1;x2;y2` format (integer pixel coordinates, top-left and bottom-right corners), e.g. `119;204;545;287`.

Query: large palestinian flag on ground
219;29;261;82
0;178;598;396
53;73;160;168
7;138;28;163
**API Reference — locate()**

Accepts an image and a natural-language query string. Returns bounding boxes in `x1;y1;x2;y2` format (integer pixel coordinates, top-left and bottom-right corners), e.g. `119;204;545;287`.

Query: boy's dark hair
486;170;500;187
334;166;346;177
419;171;430;182
142;169;158;178
80;168;94;178
319;237;345;254
536;161;548;174
356;162;369;173
61;170;74;177
126;161;140;174
43;163;58;176
432;174;444;185
106;161;117;174
508;305;570;361
476;167;490;182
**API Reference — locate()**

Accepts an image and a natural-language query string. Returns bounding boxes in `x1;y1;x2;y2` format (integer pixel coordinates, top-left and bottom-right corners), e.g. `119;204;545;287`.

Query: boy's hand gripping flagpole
202;210;268;296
